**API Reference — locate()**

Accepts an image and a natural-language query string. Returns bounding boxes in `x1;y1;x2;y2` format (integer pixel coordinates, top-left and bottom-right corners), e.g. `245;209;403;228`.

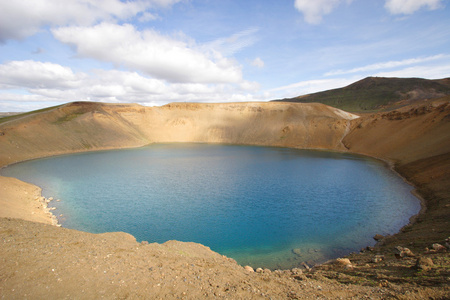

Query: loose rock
394;246;415;259
445;237;450;249
301;262;311;271
431;243;446;252
244;266;254;272
373;234;384;241
334;258;353;269
291;268;303;275
415;257;434;271
371;255;384;263
292;248;302;256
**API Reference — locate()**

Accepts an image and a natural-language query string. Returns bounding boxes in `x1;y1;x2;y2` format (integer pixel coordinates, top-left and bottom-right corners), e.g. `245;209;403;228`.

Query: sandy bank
0;176;57;225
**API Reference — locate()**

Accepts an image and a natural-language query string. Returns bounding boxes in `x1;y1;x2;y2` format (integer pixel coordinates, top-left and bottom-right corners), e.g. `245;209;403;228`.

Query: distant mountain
273;77;450;112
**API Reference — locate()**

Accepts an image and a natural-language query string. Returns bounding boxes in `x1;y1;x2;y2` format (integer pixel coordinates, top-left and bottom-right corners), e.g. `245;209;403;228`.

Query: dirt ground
1;216;448;299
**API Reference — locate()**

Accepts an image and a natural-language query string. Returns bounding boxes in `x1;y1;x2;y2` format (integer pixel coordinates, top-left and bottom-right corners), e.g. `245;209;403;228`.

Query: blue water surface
1;143;421;269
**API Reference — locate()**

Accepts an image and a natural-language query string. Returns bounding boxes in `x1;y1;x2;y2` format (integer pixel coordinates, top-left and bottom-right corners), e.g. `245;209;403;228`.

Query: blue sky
0;0;449;111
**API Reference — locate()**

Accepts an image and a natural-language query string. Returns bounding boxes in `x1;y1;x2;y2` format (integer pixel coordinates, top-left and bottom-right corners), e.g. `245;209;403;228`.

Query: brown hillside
0;102;358;167
0;100;449;299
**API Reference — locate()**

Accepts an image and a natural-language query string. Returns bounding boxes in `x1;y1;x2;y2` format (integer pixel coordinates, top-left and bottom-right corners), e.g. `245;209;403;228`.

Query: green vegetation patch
273;77;450;112
53;111;85;124
0;105;62;125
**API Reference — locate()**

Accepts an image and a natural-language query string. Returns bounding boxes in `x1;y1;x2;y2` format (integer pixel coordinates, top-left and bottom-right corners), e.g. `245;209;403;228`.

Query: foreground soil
1;99;449;299
1;217;448;299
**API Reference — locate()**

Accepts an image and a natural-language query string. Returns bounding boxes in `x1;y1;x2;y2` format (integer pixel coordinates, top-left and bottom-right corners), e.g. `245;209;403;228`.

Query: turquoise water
1;144;421;269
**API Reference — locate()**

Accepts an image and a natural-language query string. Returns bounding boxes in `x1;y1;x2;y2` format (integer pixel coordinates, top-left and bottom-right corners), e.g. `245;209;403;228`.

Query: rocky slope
0;99;449;299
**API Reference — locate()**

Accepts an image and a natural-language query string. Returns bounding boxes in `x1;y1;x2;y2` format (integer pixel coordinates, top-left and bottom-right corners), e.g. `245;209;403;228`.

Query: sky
0;0;449;112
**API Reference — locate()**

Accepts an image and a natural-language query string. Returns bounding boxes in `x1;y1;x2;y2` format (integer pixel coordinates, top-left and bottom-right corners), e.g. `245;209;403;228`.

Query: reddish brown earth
0;100;449;299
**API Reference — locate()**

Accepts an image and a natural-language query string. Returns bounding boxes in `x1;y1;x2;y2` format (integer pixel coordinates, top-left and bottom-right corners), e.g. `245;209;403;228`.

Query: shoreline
0;143;426;269
0;176;59;226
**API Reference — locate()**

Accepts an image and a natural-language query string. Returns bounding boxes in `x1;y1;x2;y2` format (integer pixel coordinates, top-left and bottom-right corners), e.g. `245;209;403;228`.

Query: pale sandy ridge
0;101;359;168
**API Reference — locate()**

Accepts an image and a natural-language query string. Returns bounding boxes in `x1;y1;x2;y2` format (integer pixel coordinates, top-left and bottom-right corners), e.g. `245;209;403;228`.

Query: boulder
335;258;351;266
432;243;446;252
415;257;434;271
371;255;384;263
373;234;384;241
291;268;303;275
301;262;311;270
244;266;254;272
334;258;353;269
292;248;302;256
394;246;415;258
445;237;450;249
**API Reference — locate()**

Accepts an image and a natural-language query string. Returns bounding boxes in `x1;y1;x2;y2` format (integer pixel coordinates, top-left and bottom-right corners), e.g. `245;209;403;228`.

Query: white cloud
294;0;444;24
203;27;260;57
373;63;450;79
239;81;261;91
90;69;167;95
267;78;357;99
294;0;341;24
325;54;449;76
0;60;264;111
251;57;265;68
384;0;444;14
138;12;160;22
0;0;182;42
0;60;86;89
52;23;243;84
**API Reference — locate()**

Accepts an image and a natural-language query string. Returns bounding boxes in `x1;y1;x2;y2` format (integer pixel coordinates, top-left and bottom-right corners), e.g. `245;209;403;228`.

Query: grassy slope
273;77;450;112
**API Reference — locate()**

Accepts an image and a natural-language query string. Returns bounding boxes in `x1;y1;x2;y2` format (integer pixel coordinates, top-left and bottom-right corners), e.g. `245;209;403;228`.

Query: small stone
373;234;384;241
415;257;434;271
371;255;384;263
291;268;303;275
394;246;415;258
379;280;389;287
334;258;352;266
301;262;311;270
255;268;263;273
244;266;254;272
432;243;446;252
141;241;149;245
403;247;415;257
263;269;271;274
344;264;354;270
292;248;302;256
